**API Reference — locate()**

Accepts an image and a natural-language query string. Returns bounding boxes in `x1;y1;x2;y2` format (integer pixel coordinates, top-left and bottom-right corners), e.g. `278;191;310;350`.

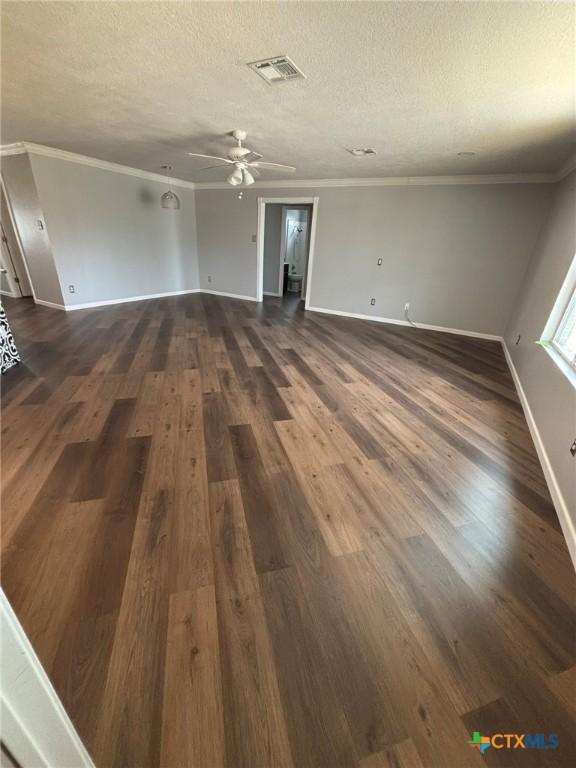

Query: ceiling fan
187;129;296;186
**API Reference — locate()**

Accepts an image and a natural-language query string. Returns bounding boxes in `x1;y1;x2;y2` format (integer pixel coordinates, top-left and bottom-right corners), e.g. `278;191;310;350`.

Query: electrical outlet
207;275;212;283
516;334;521;345
68;284;75;293
370;298;376;306
570;439;576;457
377;258;382;266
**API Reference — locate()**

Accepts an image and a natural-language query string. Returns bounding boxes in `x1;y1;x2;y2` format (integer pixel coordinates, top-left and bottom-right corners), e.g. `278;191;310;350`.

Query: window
552;289;576;368
542;254;576;381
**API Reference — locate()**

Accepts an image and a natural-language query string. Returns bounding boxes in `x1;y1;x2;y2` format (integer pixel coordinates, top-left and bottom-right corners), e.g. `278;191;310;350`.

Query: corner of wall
501;341;576;570
503;183;557;341
499;170;576;569
2;152;64;306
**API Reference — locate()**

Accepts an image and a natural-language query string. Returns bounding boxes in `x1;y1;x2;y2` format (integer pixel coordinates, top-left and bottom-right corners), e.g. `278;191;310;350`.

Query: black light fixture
160;165;180;209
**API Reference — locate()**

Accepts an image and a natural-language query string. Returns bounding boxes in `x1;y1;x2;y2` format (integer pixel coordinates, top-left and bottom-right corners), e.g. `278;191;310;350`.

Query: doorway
0;227;20;297
281;206;312;299
0;184;33;299
257;196;319;305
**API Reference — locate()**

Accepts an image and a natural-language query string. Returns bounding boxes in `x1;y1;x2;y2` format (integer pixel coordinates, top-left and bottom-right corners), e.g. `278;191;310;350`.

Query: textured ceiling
1;1;575;181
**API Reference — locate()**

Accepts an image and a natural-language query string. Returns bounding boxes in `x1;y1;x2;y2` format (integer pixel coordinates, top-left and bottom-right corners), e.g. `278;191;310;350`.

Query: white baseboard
263;291;283;297
59;289;201;311
305;305;502;341
28;288;259;312
201;289;258;302
34;299;67;310
1;289;18;298
502;342;576;570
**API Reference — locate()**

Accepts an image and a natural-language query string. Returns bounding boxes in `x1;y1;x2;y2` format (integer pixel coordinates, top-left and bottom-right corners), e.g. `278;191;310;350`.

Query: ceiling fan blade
187;152;232;163
245;150;263;162
250;162;296;172
199;163;231;171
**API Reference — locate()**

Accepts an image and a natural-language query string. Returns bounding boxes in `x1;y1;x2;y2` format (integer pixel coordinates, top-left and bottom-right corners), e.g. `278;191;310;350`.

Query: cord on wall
404;302;417;327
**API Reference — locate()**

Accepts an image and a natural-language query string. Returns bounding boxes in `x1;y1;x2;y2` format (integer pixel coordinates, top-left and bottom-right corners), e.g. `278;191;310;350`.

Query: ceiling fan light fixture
227;170;242;186
190;131;296;184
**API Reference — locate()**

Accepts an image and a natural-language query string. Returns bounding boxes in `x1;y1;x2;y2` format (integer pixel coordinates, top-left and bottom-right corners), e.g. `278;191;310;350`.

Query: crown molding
0;142;196;190
2;140;571;189
0;142;27;157
554;153;576;182
193;172;556;190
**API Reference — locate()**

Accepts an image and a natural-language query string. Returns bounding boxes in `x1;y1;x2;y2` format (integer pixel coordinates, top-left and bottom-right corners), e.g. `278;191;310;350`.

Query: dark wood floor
1;293;575;768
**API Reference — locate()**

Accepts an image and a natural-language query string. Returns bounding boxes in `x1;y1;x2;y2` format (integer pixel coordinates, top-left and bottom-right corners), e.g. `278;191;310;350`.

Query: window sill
542;343;576;390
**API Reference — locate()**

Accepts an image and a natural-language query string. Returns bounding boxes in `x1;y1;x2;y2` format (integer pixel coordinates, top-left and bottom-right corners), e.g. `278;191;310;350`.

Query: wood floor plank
228;424;290;573
126;371;165;437
92;488;171;768
50;609;117;757
360;739;425;768
286;462;367;556
72;398;137;501
160;586;225;768
1;293;573;768
333;550;489;768
209;479;294;768
203;391;237;482
2;493;104;669
170;373;213;593
69;437;151;621
293;559;410;757
371;533;502;715
543;665;576;718
259;567;358;768
0;400;85;544
274;415;342;472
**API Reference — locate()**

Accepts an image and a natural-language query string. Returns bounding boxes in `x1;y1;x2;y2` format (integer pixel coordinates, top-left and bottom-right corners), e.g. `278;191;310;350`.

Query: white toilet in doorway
287;273;303;294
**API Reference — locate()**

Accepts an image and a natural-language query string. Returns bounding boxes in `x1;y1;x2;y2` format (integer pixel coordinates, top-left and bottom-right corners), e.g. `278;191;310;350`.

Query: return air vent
248;56;306;84
348;148;377;157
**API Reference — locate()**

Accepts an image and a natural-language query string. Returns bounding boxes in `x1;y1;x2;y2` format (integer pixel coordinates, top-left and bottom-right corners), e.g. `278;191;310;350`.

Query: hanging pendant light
242;169;255;186
160;165;180;209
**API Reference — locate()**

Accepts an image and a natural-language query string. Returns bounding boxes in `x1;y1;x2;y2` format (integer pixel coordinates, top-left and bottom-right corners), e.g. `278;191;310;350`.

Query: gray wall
263;204;284;295
505;170;576;538
28;154;199;306
196;189;259;298
195;183;553;334
1;154;63;305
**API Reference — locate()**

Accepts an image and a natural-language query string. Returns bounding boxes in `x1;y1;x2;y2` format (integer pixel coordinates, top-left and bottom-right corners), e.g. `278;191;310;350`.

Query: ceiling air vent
248;56;306;85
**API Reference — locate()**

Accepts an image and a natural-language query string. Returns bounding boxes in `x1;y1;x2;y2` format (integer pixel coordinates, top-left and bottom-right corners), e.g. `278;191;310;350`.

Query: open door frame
256;196;319;306
1;590;94;767
0;176;36;301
